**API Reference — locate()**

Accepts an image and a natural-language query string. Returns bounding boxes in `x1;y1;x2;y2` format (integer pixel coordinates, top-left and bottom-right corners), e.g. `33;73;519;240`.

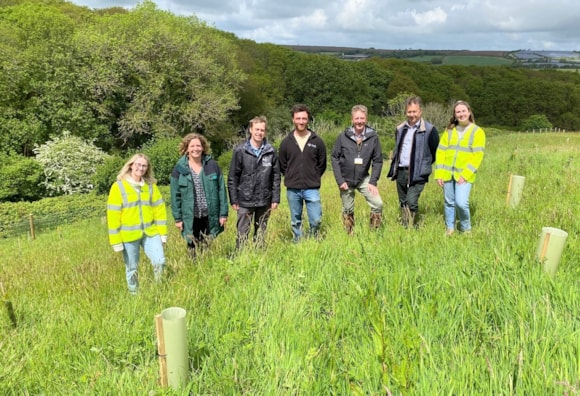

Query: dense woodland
1;0;580;201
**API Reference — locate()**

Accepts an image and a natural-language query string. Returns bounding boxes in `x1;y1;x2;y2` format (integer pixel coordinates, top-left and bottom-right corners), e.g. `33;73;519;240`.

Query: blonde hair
178;133;210;156
351;104;368;116
116;153;156;184
249;116;268;130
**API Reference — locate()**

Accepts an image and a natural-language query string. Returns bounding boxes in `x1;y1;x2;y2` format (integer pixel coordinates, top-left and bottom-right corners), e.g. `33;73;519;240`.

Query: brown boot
409;211;419;229
400;206;410;228
370;212;382;229
342;213;354;235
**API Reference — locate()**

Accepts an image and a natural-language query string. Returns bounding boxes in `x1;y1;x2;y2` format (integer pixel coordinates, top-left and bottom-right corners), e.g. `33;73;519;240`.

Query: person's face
406;103;422;126
352;110;367;134
187;138;204;160
250;122;266;146
454;104;471;125
131;157;148;181
292;111;309;133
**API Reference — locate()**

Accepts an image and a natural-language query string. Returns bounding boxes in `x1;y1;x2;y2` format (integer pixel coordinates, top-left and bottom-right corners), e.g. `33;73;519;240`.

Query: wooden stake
506;174;513;205
539;232;551;261
28;214;35;240
155;314;168;387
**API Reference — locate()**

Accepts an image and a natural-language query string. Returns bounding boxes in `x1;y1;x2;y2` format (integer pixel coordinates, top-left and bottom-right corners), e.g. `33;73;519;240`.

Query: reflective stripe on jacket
107;179;167;246
434;125;485;183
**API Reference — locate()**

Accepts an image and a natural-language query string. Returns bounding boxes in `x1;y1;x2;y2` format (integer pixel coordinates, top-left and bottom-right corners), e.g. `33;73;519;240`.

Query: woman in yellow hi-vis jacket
107;153;167;294
434;101;485;236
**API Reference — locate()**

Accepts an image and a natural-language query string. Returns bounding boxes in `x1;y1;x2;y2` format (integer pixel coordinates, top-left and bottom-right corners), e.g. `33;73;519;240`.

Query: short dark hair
290;104;311;120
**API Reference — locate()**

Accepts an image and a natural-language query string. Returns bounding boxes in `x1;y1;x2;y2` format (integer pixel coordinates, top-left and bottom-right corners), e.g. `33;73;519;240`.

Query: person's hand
437;179;444;187
457;176;466;184
219;217;227;227
271;203;278;210
232;204;239;211
175;221;183;231
367;184;379;197
339;182;349;191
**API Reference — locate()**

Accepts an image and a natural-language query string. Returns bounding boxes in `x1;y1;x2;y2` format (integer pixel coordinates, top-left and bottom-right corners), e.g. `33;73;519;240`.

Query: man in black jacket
387;96;440;228
228;116;281;248
279;104;327;242
331;104;384;234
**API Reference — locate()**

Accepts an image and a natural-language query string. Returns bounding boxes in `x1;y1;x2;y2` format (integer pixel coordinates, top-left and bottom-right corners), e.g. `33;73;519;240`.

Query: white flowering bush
33;131;109;196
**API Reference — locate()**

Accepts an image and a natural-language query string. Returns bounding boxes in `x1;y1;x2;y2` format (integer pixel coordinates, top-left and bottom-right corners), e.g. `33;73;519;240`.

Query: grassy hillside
1;132;579;394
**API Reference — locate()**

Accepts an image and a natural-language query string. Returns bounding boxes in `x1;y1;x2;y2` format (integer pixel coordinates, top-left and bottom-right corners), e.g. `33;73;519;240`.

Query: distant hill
282;46;580;69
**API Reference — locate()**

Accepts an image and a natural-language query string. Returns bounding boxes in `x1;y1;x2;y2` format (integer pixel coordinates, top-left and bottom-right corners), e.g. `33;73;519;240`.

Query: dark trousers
396;169;425;213
236;206;271;248
187;216;210;250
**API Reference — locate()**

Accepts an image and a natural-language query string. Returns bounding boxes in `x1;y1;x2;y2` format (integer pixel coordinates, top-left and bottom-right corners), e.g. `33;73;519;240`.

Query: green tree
33;131;109;196
74;1;245;149
0;2;97;155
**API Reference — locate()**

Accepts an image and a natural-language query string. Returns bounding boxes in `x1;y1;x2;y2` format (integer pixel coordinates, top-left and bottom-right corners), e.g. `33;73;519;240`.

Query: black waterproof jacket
227;140;281;208
331;126;383;187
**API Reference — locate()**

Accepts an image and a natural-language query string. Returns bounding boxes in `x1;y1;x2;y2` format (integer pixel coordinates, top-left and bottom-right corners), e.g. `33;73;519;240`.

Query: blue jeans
443;180;473;231
286;188;322;241
122;234;165;293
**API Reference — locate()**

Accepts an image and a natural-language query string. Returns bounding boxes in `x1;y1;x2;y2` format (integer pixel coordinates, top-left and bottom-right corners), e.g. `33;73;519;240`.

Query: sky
71;0;579;51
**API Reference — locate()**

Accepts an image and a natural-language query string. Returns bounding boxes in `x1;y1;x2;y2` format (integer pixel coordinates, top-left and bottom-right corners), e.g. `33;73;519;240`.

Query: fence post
29;213;35;240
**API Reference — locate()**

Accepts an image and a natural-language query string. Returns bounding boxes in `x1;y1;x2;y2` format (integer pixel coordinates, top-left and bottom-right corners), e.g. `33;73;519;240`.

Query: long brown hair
447;100;475;129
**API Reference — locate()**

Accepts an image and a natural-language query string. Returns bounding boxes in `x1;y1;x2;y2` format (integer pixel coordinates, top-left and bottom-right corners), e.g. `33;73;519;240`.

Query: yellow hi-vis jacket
107;179;167;248
434;124;486;183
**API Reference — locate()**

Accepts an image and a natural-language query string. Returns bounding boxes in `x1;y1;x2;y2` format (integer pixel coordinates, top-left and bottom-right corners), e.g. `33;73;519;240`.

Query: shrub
91;155;127;195
142;137;182;185
0;153;45;202
34;132;109;196
521;114;553;131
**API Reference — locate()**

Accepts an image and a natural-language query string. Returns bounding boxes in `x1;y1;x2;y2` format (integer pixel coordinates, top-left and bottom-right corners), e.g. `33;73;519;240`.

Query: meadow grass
1;132;579;395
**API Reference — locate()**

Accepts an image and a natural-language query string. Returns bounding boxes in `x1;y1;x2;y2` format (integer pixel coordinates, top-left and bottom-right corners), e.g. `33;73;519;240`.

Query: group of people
107;99;486;293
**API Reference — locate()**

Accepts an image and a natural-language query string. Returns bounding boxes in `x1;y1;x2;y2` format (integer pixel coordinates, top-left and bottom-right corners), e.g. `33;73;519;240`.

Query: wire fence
0;207;106;239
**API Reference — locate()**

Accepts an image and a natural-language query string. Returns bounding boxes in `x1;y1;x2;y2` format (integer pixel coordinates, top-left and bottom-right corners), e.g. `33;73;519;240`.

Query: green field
1;132;579;394
409;55;514;66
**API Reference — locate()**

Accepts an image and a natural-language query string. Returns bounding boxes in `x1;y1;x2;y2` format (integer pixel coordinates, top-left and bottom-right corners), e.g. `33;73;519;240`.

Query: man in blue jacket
279;104;327;242
228;116;281;249
331;104;384;234
387;96;440;228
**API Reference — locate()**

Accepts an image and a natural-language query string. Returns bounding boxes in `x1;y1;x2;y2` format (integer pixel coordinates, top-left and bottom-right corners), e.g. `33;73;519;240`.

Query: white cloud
70;0;580;50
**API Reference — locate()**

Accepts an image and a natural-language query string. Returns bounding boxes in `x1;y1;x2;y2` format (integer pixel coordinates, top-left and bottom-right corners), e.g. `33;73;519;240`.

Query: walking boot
400;206;410;228
409;210;417;229
342;213;355;235
370;212;382;229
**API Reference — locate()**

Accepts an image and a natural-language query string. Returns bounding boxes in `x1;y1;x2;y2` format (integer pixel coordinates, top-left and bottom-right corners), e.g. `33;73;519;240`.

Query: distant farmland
408;55;513;66
283;46;579;69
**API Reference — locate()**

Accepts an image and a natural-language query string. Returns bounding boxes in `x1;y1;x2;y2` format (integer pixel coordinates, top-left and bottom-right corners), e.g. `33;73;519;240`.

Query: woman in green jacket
170;133;228;257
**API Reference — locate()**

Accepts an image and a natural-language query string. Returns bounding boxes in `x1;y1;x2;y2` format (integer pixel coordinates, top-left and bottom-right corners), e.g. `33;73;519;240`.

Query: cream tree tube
507;175;525;208
536;227;568;276
161;307;189;388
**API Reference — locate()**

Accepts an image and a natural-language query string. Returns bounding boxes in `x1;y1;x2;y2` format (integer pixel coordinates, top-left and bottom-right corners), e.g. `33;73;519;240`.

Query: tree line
1;0;580;202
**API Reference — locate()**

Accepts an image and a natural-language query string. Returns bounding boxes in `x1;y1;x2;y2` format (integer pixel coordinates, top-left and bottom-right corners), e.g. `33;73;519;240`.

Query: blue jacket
387;119;439;185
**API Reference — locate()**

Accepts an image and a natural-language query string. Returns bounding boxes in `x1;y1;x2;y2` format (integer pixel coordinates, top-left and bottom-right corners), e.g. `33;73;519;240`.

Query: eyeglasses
133;163;148;169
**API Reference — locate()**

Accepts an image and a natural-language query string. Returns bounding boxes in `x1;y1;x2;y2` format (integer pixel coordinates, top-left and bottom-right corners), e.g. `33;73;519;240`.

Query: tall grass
1;132;579;394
